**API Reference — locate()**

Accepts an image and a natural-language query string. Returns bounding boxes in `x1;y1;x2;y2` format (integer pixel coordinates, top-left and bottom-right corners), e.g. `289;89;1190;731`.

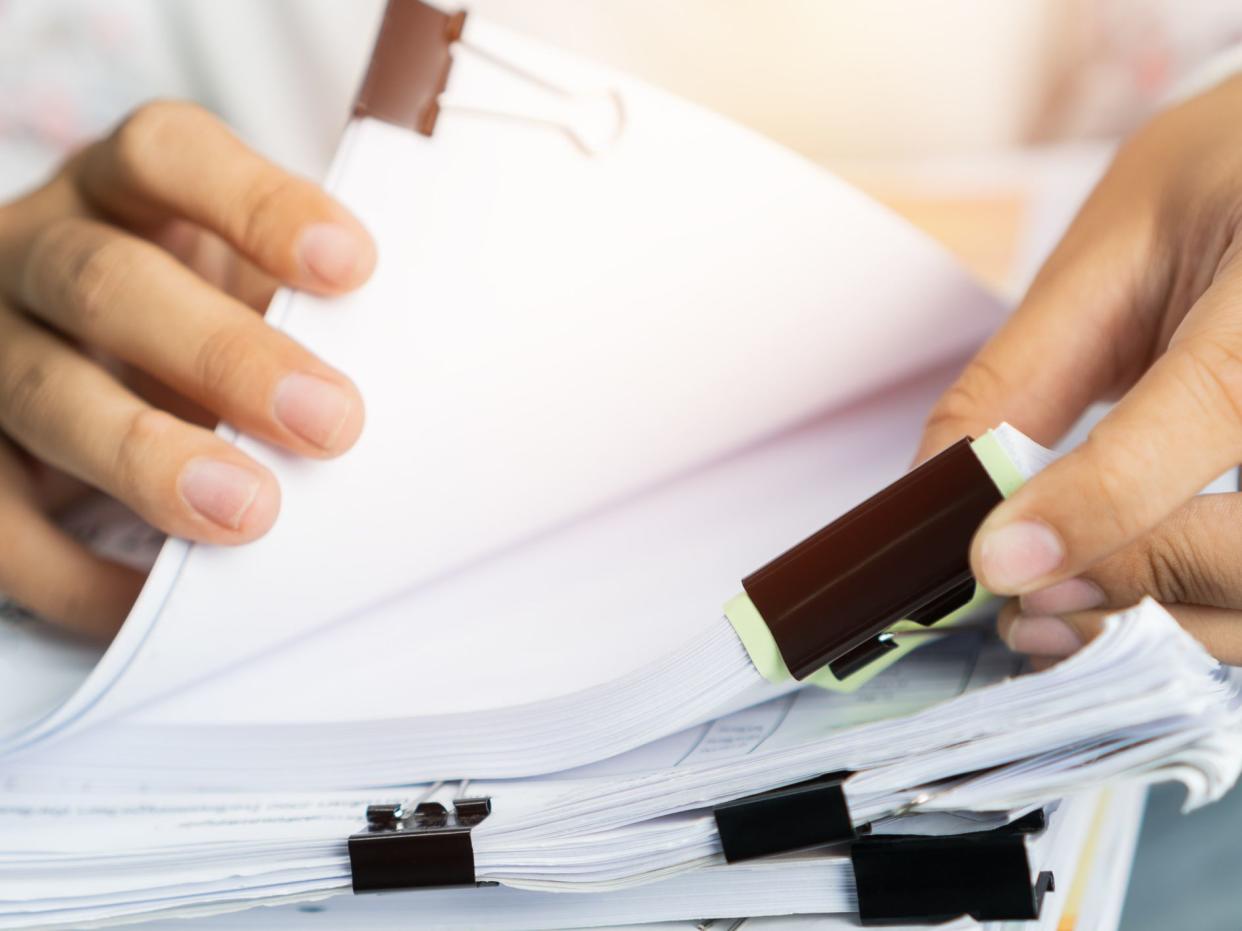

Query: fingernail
977;520;1064;592
298;222;367;287
274;373;353;450
1005;614;1084;656
1020;578;1106;615
180;459;261;530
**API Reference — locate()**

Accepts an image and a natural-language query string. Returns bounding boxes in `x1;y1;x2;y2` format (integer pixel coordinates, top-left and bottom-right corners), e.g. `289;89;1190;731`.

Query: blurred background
5;0;1242;296
4;2;1242;926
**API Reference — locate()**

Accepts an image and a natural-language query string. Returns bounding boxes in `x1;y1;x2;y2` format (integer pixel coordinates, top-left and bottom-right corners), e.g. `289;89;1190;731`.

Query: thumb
971;258;1242;597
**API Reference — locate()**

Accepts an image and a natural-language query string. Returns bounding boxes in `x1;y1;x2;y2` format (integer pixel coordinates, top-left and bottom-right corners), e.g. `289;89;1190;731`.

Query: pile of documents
45;783;1150;931
2;2;1240;928
3;600;1238;928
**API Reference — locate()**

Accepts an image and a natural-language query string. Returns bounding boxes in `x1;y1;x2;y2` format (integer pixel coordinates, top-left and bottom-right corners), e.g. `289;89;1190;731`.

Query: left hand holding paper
0;101;375;639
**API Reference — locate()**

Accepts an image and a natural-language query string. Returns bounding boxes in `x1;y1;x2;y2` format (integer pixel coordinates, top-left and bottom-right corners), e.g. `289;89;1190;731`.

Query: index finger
971;257;1242;595
914;149;1157;463
75;100;376;294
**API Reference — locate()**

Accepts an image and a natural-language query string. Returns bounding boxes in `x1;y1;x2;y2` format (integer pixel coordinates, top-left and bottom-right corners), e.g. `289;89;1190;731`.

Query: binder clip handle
742;438;1002;681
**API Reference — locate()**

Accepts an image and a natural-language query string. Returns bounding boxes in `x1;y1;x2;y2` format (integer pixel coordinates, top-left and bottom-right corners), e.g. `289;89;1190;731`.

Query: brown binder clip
743;438;1001;681
353;0;467;136
353;0;625;154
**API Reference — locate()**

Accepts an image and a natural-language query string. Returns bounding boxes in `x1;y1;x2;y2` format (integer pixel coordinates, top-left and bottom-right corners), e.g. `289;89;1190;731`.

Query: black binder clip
851;809;1053;925
349;797;494;892
740;437;1001;681
713;772;857;862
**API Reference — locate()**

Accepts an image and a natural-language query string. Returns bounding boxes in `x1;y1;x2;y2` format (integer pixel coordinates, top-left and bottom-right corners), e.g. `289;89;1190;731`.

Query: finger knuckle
1081;431;1152;542
0;355;56;434
236;173;305;254
1174;337;1242;436
20;217;79;308
922;358;1007;438
1139;535;1192;604
69;234;143;329
111;100;208;187
1142;510;1228;606
193;322;257;401
112;408;177;506
23;218;142;332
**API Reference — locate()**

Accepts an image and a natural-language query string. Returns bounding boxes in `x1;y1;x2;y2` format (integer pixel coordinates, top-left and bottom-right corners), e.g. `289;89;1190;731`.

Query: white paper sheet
4;13;1002;754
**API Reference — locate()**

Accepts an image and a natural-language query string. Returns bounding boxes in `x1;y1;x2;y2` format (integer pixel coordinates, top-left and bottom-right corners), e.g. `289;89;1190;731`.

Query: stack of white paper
3;600;1238;928
192;788;1162;931
1;787;1147;930
0;800;1074;931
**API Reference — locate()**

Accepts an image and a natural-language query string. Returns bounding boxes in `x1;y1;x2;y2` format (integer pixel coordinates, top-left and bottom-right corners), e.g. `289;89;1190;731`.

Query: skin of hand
915;74;1242;666
0;100;376;640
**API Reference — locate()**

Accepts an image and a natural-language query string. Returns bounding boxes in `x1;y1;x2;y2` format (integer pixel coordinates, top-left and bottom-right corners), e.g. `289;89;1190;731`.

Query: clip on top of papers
349;797;494;892
352;0;465;136
354;0;624;154
733;437;1007;683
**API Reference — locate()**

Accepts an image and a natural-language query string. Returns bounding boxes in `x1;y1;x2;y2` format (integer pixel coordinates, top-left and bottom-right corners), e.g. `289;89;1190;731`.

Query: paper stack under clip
714;779;1053;926
344;775;1055;926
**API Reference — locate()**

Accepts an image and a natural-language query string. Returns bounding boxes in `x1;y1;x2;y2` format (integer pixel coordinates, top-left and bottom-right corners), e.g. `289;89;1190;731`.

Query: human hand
915;75;1242;664
0;101;375;639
